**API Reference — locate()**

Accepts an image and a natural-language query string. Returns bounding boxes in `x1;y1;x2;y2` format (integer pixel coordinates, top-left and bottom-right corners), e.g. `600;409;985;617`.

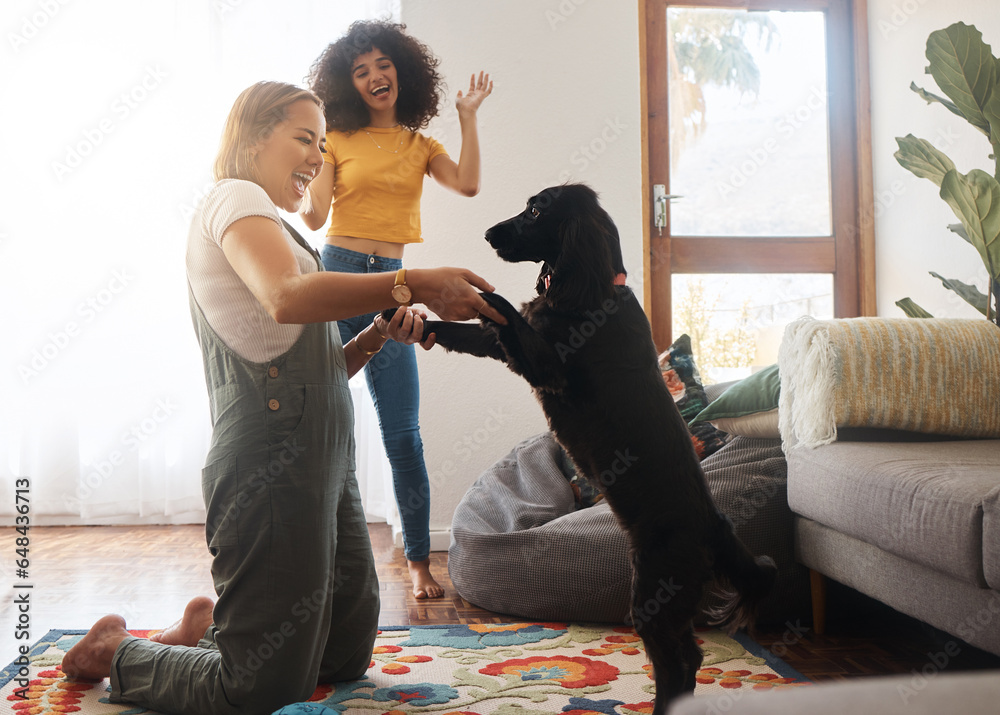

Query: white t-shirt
186;179;318;362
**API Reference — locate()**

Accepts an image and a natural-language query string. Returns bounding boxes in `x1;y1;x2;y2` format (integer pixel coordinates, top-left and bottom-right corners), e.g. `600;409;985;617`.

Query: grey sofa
774;317;1000;657
788;437;1000;656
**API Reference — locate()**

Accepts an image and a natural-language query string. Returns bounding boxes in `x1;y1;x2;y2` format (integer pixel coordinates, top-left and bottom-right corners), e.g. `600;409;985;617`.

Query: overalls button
268;399;280;411
268;366;279;378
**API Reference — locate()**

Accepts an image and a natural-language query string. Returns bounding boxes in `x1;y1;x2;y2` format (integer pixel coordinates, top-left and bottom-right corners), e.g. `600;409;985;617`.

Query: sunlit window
668;9;832;238
672;274;833;383
2;0;396;522
645;0;865;367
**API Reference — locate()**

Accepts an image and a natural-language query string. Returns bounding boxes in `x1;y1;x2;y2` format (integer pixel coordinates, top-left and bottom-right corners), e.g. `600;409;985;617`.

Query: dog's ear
546;204;623;311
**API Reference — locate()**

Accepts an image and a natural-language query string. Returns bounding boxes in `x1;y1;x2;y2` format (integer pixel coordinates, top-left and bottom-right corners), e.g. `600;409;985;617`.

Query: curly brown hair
308;19;444;133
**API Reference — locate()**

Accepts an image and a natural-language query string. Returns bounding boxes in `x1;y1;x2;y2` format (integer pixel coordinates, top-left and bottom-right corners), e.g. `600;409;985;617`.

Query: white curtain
1;0;399;525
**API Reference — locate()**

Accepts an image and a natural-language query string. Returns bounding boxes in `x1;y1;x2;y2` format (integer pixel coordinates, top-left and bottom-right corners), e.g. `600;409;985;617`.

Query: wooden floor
2;523;998;683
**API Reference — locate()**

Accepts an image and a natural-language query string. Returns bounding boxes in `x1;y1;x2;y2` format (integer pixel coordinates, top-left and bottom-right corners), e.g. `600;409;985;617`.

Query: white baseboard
392;527;452;552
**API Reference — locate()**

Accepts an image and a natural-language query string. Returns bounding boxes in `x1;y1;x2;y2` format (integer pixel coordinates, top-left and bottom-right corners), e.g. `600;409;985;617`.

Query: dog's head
484;184;626;310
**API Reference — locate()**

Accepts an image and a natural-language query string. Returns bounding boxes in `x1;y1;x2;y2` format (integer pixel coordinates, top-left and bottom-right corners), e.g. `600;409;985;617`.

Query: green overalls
108;226;380;714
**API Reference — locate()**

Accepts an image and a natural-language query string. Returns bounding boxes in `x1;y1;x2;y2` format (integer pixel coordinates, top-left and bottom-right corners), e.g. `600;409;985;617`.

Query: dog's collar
543;272;627;290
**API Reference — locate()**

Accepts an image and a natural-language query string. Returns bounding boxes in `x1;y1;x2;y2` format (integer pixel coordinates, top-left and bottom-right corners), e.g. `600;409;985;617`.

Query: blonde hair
213;81;323;183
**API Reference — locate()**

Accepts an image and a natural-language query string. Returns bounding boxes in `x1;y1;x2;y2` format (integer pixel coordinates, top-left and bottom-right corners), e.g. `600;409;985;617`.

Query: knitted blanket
777;317;1000;450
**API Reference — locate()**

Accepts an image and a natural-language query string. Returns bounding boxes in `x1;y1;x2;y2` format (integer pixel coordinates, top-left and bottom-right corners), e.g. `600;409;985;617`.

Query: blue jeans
322;244;430;562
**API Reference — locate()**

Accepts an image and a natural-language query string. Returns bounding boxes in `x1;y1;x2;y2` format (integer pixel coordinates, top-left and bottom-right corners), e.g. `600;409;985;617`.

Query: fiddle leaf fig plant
894;22;1000;325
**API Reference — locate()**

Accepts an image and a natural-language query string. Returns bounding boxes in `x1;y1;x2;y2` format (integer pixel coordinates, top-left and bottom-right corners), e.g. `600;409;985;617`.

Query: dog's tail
704;514;778;634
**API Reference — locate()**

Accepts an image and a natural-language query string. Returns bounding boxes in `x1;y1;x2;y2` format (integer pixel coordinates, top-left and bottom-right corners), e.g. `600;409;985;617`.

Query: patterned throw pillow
566;470;606;509
657;334;730;460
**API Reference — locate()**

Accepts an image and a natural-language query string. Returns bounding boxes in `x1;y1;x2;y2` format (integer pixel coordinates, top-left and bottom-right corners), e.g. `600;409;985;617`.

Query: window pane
667;9;832;237
672;273;833;383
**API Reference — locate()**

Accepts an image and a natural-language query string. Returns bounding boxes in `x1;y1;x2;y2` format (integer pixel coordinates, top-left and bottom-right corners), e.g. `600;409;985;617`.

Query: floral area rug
1;622;809;714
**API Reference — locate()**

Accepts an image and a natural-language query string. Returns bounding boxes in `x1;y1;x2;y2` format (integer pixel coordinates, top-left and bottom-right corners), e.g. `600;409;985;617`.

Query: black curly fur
390;184;778;713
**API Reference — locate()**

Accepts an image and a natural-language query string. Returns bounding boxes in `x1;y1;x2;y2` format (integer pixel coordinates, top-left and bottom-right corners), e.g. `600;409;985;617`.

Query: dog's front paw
480;292;522;324
421;320;447;347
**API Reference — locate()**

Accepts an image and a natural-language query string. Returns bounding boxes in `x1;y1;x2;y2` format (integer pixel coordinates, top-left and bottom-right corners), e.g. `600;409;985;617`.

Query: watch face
392;284;412;304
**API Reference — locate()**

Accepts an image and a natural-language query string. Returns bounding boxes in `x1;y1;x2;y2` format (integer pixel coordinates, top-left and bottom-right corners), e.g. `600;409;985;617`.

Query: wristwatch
391;268;412;306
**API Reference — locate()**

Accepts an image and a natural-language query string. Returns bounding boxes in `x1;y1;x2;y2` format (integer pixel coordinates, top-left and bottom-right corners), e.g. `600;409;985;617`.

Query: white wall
867;0;999;318
399;0;644;530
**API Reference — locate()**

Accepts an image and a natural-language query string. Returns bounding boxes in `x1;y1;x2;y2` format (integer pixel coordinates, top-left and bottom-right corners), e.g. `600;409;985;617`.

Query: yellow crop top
323;126;448;244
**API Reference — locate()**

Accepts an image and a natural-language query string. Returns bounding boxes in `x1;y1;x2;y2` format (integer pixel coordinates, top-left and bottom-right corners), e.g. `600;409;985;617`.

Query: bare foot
62;614;130;680
149;596;215;647
407;559;444;599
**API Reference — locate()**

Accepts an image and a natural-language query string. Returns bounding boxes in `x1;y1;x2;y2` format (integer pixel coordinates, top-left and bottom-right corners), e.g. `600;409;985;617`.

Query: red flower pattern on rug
3;623;808;714
479;655;620;688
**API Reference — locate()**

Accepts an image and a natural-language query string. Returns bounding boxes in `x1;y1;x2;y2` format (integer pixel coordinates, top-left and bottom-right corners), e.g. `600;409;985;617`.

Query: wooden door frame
639;0;876;352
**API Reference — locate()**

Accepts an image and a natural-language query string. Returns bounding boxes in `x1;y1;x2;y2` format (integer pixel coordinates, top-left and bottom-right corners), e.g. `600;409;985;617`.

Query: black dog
398;184;776;711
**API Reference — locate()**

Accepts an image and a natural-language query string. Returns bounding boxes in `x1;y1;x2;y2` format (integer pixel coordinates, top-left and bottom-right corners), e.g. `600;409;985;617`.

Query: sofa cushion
983;483;1000;590
787;440;1000;588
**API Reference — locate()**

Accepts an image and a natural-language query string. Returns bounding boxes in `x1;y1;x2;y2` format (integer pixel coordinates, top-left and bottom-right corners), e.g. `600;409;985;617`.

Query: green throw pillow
693;364;780;439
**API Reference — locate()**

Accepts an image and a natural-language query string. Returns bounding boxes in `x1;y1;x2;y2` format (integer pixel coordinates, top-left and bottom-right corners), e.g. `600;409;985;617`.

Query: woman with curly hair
301;19;492;600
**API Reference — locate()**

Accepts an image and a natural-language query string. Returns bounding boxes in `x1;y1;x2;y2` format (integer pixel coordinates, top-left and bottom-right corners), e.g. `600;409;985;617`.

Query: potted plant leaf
894;21;1000;325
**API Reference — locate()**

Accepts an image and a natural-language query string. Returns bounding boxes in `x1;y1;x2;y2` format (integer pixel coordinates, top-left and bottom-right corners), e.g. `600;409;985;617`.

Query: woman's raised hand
455;71;493;117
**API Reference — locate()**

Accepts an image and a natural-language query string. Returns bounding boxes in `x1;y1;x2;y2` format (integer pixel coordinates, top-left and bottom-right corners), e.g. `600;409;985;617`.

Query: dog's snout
485;223;510;249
